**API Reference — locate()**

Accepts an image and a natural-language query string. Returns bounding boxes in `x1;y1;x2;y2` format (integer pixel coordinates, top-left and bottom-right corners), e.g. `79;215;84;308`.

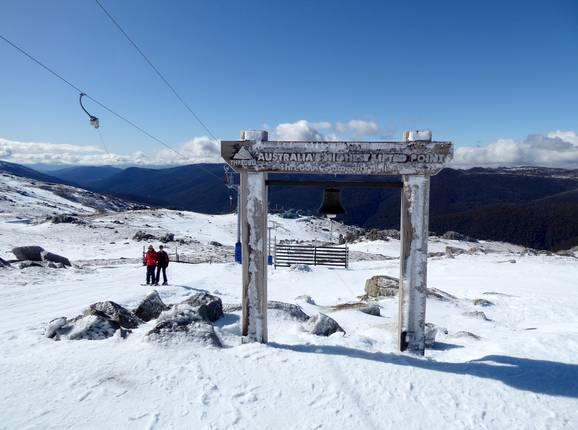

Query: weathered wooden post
398;130;432;355
239;130;269;343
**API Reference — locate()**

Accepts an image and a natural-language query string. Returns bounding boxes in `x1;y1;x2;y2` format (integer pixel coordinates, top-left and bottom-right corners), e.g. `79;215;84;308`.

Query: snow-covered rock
359;304;381;316
289;264;312;272
12;246;45;261
47;314;121;341
463;311;491;321
133;290;168;322
84;301;142;329
472;298;494;307
148;320;222;347
295;294;316;305
41;251;71;267
425;323;448;348
180;292;223;323
267;301;310;321
307;313;345;336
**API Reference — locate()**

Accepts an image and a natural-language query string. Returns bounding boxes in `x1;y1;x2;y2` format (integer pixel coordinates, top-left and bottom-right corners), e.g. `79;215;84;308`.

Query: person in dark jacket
155;244;170;286
145;245;157;285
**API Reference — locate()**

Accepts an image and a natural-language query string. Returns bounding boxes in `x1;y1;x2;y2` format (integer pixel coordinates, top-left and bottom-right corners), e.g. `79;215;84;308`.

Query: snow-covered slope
0;175;577;429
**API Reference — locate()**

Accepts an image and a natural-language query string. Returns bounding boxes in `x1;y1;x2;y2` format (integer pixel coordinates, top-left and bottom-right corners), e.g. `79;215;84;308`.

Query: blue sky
1;0;578;167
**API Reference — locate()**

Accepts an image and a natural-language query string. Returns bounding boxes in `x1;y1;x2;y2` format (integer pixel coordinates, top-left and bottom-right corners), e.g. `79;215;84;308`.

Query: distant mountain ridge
2;161;577;250
48;165;122;185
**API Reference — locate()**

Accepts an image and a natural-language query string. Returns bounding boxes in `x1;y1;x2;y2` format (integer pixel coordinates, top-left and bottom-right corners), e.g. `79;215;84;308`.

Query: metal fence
274;242;349;268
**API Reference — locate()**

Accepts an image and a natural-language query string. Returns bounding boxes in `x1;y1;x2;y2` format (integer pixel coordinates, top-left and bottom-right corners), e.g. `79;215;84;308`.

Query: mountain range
4;161;578;251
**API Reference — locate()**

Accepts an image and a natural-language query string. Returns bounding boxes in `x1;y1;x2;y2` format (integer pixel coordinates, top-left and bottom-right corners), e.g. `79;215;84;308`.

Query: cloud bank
453;131;578;168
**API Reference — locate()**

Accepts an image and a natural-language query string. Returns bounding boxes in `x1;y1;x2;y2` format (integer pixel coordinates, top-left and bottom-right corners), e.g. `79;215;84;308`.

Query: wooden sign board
221;140;453;176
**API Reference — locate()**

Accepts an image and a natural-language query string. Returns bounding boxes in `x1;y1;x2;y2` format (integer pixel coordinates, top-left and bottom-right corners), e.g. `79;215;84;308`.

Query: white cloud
275;120;327;141
335;120;381;137
453;131;578;168
0;136;221;167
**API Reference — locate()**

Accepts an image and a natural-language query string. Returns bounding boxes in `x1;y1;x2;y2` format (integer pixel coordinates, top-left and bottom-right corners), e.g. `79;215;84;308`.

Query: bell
318;188;345;218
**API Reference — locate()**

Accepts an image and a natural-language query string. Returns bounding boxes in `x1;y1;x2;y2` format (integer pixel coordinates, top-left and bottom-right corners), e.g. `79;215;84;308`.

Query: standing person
155;244;170;286
145;245;157;285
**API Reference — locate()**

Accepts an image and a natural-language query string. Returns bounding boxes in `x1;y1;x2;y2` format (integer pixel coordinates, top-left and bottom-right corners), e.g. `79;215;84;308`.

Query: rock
46;261;65;269
148;320;222;347
424;323;448;348
290;264;312;272
209;240;222;247
365;229;400;241
181;292;223;323
445;246;466;258
268;301;310;321
46;214;85;224
462;311;491;321
359;304;381;316
307;313;345;336
222;303;242;313
472;298;494;307
450;331;481;341
0;257;11;268
84;301;142;329
160;233;175;243
133;290;169;322
41;251;71;267
45;317;68;338
48;314;121;340
19;261;44;269
441;231;477;242
364;275;399;297
12;246;45;261
132;231;156;241
295;295;316;305
427;287;458;302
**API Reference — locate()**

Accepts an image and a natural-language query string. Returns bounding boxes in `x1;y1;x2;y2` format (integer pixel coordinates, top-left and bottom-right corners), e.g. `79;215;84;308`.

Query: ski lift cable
94;0;217;141
0;33;222;181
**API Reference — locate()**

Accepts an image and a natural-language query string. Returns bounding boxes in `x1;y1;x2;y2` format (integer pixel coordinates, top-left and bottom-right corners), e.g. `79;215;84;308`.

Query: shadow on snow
270;343;578;398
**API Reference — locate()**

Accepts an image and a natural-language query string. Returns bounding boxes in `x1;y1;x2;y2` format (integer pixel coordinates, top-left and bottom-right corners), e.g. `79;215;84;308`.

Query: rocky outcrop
445;246;467;258
463;311;491;321
268;301;310;321
133;290;169;322
84;301;142;329
295;295;316;305
12;246;45;261
472;298;494;307
441;231;477;242
18;261;44;269
46;214;85;224
307;313;345;336
132;231;156;241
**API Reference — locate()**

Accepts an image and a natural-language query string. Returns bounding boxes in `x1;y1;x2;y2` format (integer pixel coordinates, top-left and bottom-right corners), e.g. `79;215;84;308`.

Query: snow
0;174;577;429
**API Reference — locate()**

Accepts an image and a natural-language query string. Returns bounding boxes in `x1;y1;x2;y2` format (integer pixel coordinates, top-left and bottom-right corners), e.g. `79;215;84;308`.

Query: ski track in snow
0;174;577;429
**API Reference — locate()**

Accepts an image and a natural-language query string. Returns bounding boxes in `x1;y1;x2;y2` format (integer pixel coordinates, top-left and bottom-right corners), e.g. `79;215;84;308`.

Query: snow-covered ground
0;174;577;429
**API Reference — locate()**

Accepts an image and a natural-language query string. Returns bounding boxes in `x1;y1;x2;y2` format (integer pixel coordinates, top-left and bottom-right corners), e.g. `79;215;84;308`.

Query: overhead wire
0;33;223;180
94;0;218;141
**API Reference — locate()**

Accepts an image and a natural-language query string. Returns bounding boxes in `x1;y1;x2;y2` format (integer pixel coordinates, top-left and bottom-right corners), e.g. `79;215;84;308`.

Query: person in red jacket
145;245;157;285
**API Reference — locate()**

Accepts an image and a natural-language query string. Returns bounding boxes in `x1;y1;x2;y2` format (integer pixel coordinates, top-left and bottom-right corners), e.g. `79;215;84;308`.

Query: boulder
307;313;345;336
425;323;448;348
84;301;142;329
463;311;491;321
133;290;169;322
132;231;156;241
41;251;71;267
359;304;381;316
46;262;66;269
295;295;316;305
47;314;121;340
180;292;223;323
268;301;310;321
160;233;175;243
427;287;458;302
46;214;85;224
364;275;399;298
209;240;222;247
19;261;44;269
472;298;494;307
12;246;45;261
445;246;466;258
148;320;222;347
222;303;242;313
441;231;476;242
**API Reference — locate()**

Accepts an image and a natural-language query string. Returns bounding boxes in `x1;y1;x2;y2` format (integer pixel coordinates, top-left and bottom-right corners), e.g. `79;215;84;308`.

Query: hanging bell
89;116;100;129
318;187;345;218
